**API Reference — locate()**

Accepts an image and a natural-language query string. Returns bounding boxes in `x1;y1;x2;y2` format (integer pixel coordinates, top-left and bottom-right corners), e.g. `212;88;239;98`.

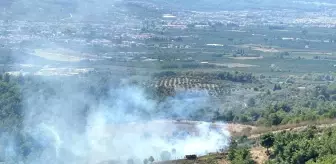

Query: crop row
152;77;232;96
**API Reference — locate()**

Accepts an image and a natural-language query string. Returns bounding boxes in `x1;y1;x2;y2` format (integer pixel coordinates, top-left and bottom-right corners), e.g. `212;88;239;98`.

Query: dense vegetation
262;126;336;164
153;70;335;128
2;71;335;162
225;126;336;164
215;82;336;127
0;74;22;132
227;140;255;164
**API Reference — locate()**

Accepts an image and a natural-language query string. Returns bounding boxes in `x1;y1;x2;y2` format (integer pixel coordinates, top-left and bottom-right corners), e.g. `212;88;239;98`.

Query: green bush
268;127;336;164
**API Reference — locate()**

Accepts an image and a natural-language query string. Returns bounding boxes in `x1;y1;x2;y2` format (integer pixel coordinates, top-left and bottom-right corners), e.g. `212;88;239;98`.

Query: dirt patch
208;62;259;68
33;49;86;62
229;56;264;60
301;52;332;55
237;44;280;53
226;123;257;136
252;47;279;53
248;119;336;139
156;154;230;164
250;147;268;164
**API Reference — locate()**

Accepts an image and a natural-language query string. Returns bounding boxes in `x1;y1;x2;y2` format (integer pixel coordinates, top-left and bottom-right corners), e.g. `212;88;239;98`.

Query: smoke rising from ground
2;79;229;164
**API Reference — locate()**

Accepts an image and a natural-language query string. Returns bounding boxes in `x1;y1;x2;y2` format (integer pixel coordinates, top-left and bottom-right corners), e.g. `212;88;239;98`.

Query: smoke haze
1;79;229;164
0;0;230;163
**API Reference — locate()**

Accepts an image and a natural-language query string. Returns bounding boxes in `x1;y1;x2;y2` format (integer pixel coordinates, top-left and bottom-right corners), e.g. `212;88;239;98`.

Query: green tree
231;147;255;164
3;73;10;83
0;80;22;132
307;155;336;164
148;156;154;163
228;140;238;160
247;97;256;107
266;113;282;126
225;110;235;122
330;94;336;101
304;125;317;139
261;133;275;155
266;89;271;95
273;84;281;91
268;127;330;164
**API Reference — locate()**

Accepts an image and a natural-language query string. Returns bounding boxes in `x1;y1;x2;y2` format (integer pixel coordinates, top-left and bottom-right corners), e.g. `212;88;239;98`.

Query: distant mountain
0;0;127;22
1;0;335;21
142;0;336;12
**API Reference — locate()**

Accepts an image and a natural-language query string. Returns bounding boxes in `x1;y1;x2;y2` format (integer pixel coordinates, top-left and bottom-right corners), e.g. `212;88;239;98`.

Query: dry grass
236;44;280;53
252;47;279;53
156;146;267;164
226;124;257;136
208;62;259;68
34;49;86;62
226;119;336;140
229;56;264;60
250;147;268;164
248;119;336;139
155;153;229;164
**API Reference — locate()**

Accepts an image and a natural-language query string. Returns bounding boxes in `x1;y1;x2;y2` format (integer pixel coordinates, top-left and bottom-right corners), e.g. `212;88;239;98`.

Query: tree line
260;126;336;163
215;83;336;127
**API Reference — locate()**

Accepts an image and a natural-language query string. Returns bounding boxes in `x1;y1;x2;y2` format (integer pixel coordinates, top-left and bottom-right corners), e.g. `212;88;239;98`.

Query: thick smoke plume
1;79;230;164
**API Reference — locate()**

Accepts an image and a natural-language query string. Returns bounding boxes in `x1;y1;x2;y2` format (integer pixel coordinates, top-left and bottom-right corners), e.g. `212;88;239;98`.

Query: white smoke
0;0;231;163
18;83;230;164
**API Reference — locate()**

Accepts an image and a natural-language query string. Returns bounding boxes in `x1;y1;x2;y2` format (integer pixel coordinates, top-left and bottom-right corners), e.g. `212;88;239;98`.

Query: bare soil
229;56;264;60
